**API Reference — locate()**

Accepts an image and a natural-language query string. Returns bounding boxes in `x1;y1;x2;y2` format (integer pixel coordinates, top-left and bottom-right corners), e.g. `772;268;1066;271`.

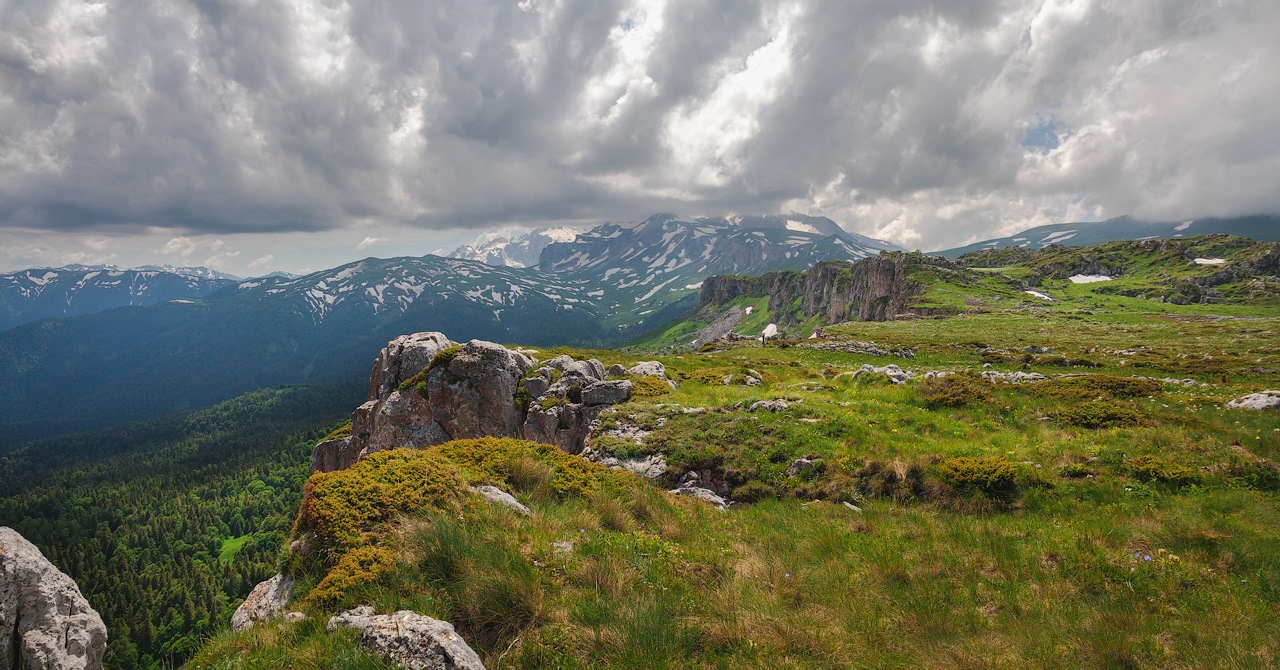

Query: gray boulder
668;486;729;511
627;361;667;378
230;573;295;631
606;363;629;378
748;400;790;412
584;380;633;406
429;340;532;441
471;485;532;517
368;332;454;401
0;527;107;670
328;606;486;670
1226;390;1280;410
786;458;817;478
523;376;550;400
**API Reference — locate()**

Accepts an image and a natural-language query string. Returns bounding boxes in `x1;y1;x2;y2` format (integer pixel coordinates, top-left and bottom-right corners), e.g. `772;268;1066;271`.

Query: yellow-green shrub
323;421;352;441
1127;455;1201;487
629;374;672;398
1034;374;1162;400
939;456;1017;497
306;545;396;608
298;449;465;556
917;376;993;408
427;438;634;497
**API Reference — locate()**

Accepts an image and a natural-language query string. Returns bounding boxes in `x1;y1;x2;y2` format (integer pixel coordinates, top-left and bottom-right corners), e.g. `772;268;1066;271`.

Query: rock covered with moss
1;527;107;670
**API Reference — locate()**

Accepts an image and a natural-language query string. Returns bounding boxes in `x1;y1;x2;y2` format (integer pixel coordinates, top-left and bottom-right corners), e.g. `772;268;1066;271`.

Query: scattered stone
676;469;732;496
798;338;916;359
980;370;1048;383
0;527;107;670
327;606;486;670
668;486;729;511
748;400;790;412
786;458;817;477
231;573;295;632
842;501;863;513
285;612;306;623
550;541;574;554
583;379;633;406
1226;391;1280;410
853;363;911;384
1022;346;1051;354
470;485;532;517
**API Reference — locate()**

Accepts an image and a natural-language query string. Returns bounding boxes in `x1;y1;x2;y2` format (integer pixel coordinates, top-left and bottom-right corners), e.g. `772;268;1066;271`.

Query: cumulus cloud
0;0;1276;250
247;254;274;270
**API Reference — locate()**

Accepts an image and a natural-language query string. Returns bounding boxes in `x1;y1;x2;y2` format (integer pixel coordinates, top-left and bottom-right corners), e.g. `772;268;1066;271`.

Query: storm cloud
1;0;1277;252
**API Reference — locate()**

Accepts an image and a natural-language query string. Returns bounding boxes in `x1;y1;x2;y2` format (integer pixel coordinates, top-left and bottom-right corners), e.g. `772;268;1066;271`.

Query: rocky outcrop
1226;390;1280;410
328;606;486;670
1;527;107;670
230;574;295;631
316;334;659;470
698;253;961;327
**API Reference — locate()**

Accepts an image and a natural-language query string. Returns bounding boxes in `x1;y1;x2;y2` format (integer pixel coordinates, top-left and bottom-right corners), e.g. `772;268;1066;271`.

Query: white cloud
248;255;274;270
354;236;385;251
0;0;1275;250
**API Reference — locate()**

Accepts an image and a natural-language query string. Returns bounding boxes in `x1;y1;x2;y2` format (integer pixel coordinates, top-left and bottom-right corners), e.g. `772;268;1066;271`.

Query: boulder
669;486;729;511
606;363;629;378
786;458;817;478
523;376;550;399
1226;390;1280;410
310;436;361;475
583;380;633;406
627;361;667;378
427;340;532;442
231;573;295;631
0;527;107;670
748;400;790;412
328;606;486;670
368;332;454;401
471;485;532;517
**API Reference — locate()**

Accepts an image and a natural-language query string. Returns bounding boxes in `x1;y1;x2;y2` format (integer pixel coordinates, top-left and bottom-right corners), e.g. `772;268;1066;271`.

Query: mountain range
935;214;1280;257
0;213;893;448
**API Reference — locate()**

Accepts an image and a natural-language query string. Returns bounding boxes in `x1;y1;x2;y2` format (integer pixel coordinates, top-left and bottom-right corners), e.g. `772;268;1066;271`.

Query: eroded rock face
230;573;295;631
0;527;107;670
328;606;486;670
368;332;454;401
318;334;641;469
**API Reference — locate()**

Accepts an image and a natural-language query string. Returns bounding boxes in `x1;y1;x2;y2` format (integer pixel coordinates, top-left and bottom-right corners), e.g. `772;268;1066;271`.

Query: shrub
938;456;1017;497
686;369;731;385
427;438;634;498
395;368;431;398
429;345;462;371
306;546;396;608
730;481;776;503
629;375;672;398
1035;374;1162;400
1127;455;1201;487
298;449;465;556
1058;400;1144;429
917;376;994;408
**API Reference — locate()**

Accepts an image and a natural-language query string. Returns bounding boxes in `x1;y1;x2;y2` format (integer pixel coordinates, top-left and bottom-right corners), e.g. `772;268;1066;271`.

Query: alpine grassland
190;286;1280;668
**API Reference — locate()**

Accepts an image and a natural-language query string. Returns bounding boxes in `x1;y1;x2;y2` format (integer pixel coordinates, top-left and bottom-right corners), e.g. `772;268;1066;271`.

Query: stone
852;363;912;384
842;501;863;513
0;527;107;670
1226;390;1280;410
583;379;633;405
1021;345;1051;354
676;469;731;496
285;612;307;624
231;573;295;631
760;323;779;341
786;458;816;478
748;400;789;412
585;359;606;380
368;332;454;401
310;436;361;475
523;376;550;399
327;606;486;670
669;486;729;511
471;485;532;517
627;361;667;378
427;340;532;442
606;363;629;378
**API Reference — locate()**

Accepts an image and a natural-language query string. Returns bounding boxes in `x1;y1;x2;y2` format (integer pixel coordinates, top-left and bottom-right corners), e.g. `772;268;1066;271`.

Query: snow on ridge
1194;258;1227;265
1069;274;1112;283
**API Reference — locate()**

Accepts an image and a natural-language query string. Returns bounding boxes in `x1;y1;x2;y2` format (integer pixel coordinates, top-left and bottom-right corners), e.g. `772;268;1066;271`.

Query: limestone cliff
698;252;962;327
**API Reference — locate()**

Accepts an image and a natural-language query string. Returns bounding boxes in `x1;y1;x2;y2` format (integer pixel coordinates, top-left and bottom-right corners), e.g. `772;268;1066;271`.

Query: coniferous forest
0;380;363;669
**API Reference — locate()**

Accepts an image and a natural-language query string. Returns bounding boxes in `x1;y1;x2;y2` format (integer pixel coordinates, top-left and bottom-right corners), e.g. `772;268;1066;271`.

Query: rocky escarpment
311;334;675;473
698;252;962;327
1;527;107;670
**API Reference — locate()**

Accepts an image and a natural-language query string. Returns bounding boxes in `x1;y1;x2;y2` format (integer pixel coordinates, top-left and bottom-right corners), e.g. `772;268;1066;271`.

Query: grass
191;252;1280;668
219;534;251;562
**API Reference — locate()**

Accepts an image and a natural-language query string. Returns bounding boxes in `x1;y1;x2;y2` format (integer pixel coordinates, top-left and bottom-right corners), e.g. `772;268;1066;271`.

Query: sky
1;0;1278;276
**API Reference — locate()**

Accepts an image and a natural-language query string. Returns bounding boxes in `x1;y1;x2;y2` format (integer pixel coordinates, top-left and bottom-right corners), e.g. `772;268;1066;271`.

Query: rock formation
0;527;107;670
230;573;296;631
328;606;486;670
313;334;668;473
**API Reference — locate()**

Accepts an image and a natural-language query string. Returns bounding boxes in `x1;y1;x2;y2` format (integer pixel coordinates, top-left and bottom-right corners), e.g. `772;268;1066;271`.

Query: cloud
0;0;1276;249
354;236;385;251
247;255;274;270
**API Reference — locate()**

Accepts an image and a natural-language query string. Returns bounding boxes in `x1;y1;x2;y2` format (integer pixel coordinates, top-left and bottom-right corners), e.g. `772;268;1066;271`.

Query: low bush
938;456;1017;497
629;374;672;398
917;376;994;408
1058;400;1144;429
306;546;397;608
1127;455;1201;487
1034;374;1162;400
323;421;352;441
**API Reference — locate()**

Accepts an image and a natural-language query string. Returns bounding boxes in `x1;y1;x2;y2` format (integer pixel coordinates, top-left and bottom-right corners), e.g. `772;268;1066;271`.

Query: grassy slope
188;294;1280;668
